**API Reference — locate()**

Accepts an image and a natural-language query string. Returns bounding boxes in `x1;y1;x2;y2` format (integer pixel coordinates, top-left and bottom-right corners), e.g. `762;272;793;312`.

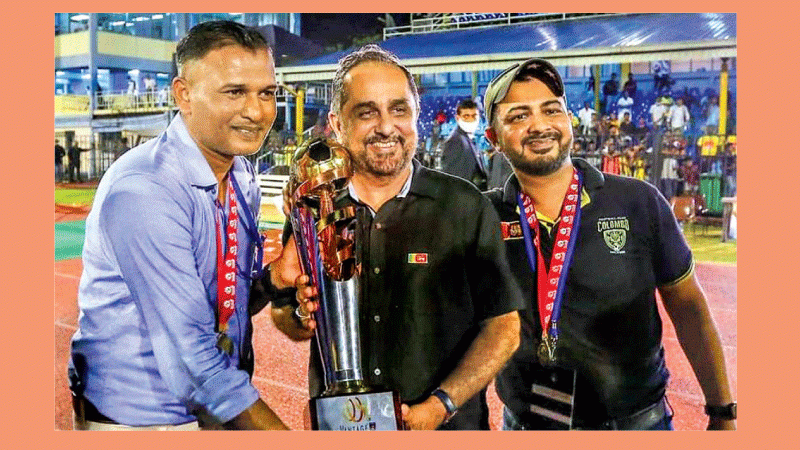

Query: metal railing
55;82;333;116
384;13;619;39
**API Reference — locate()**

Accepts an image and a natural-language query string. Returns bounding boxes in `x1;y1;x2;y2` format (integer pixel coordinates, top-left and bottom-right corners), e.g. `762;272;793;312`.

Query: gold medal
217;332;234;356
537;334;557;366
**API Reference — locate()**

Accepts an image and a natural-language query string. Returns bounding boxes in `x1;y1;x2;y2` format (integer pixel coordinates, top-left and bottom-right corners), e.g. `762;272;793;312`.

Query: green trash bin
700;174;722;213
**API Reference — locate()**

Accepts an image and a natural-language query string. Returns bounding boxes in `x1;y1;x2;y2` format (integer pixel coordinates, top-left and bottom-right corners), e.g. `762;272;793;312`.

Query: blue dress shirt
70;115;261;426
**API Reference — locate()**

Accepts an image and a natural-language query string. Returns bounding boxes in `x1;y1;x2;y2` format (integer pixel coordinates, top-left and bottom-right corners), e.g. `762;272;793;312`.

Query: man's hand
292;274;319;335
400;397;448;430
282;182;292;217
270;270;319;341
270;236;302;290
224;399;289;430
707;417;736;430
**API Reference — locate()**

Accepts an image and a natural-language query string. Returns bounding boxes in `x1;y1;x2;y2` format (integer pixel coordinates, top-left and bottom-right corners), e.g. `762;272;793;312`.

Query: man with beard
270;44;523;430
482;58;735;430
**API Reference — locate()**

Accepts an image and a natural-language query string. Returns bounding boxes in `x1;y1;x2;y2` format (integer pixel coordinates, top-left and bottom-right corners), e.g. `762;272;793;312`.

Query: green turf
55;188;96;205
683;226;737;264
55;220;86;261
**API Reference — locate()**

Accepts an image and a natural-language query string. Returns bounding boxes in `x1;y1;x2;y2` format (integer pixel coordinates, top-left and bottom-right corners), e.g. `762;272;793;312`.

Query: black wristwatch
704;402;737;420
431;387;458;423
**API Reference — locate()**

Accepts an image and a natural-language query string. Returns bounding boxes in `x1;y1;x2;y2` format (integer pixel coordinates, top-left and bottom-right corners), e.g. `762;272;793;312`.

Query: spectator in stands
441;98;488;190
435;109;447;125
633;116;650;146
722;141;737;196
616;90;634;122
649;96;670;131
623;73;637;98
67;141;85;183
668;97;691;136
680;157;700;195
69;20;288;430
697;132;721;173
602;72;618;113
126;76;137;107
597;115;611;147
619;112;635;137
159;85;170;107
144;75;157;107
659;137;683;200
703;95;720;135
631;144;648;181
583;139;602;170
577;101;595;136
114;137;130;161
55;140;66;182
277;121;291;146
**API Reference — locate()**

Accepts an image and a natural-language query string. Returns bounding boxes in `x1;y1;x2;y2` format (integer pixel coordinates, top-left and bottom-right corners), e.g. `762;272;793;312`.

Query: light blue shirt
70;115;261;426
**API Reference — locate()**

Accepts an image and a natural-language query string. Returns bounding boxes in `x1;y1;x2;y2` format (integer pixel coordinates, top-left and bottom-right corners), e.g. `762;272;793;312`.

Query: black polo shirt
279;159;524;429
486;158;693;424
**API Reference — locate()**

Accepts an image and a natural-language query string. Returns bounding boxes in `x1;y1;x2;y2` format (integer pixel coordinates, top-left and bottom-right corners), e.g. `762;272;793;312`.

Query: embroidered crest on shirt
597;217;629;254
501;221;524;240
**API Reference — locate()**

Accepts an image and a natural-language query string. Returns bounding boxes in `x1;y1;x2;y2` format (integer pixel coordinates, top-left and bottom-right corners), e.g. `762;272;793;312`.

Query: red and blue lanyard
214;172;264;336
516;168;582;358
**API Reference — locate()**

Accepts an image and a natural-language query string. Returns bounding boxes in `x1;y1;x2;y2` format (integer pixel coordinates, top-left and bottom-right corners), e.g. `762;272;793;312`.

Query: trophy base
310;389;403;430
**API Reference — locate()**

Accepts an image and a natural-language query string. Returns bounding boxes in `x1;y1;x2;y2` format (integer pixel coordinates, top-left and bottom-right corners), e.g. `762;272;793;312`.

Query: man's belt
72;394;117;424
581;397;671;430
510;396;671;430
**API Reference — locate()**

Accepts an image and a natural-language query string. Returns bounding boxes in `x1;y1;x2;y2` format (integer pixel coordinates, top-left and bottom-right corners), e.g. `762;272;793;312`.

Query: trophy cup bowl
288;138;403;430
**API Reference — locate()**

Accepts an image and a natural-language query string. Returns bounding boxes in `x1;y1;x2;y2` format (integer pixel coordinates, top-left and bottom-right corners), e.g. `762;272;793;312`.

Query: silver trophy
288;138;402;430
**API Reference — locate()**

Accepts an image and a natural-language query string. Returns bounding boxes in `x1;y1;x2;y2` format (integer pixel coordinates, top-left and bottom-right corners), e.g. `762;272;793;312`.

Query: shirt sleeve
468;193;526;321
647;183;694;286
100;174;259;422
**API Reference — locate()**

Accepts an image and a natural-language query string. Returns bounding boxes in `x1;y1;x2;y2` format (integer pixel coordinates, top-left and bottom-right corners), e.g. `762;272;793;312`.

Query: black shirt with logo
486;158;693;424
279;160;524;429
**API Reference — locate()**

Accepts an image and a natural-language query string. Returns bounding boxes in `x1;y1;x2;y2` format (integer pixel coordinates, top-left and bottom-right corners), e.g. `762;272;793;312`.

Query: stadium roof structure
275;13;736;83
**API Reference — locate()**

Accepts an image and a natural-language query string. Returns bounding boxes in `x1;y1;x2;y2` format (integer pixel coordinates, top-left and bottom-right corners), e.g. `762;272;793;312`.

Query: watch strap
431;387;457;422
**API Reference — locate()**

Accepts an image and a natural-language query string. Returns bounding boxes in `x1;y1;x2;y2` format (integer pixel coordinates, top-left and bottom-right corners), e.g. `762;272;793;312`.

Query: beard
503;131;571;177
346;133;416;178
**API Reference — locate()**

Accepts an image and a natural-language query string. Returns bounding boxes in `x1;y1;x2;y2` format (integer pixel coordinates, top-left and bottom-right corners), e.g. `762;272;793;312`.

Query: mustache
521;132;561;146
364;135;405;146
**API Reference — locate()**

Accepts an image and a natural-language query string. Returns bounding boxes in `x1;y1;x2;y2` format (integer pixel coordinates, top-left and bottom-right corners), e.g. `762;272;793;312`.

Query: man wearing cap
270;44;523;430
481;58;736;430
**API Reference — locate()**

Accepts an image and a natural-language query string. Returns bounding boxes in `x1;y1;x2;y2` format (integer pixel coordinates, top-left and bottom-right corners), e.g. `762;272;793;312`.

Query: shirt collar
167;113;248;190
501;157;604;206
348;159;415;204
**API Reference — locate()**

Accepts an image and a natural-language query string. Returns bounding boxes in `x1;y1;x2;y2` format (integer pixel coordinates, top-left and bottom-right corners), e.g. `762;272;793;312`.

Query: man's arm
659;271;736;430
103;176;287;428
225;399;288;430
401;311;520;430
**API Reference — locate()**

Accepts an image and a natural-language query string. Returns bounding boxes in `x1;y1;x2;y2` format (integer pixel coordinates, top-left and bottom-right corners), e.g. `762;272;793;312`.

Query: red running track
54;229;736;430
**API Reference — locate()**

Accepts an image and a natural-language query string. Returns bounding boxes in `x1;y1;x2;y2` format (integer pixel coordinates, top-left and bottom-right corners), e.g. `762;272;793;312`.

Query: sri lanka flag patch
407;253;428;264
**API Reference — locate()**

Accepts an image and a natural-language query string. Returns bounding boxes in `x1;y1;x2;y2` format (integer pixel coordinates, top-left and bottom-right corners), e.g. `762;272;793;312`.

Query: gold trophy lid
289;137;352;205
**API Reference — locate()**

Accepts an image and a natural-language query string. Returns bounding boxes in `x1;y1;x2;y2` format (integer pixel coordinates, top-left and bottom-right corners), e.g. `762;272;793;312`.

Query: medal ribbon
215;178;239;334
517;168;582;344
